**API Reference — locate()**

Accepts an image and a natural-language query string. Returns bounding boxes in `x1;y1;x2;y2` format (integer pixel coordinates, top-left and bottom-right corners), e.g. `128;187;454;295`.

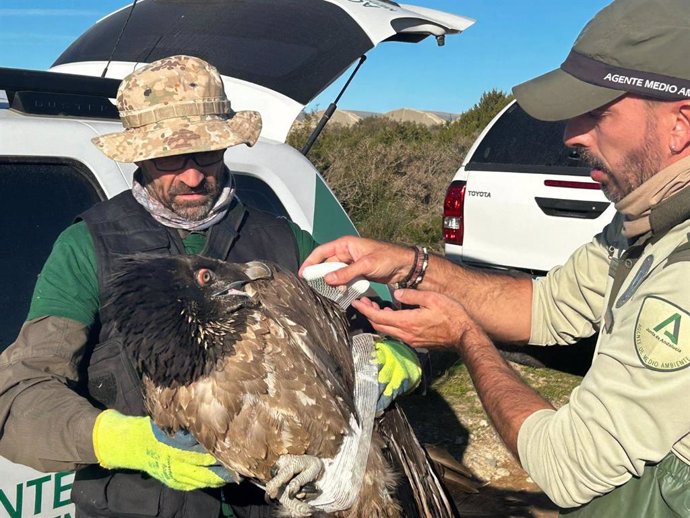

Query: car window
466;102;590;175
234;174;289;219
0;159;103;350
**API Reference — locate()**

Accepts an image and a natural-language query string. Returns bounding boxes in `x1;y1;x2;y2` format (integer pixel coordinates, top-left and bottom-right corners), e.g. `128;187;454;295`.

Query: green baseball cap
513;0;690;121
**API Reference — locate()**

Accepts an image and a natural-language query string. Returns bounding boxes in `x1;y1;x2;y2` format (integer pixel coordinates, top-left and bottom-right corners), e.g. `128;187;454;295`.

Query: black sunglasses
151;150;225;172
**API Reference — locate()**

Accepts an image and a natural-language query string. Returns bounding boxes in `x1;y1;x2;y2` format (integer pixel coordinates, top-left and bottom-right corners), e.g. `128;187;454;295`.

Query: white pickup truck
443;99;616;276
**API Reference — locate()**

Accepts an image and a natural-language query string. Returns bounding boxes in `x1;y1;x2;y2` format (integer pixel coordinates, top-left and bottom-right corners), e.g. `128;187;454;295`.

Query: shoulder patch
635;296;690;371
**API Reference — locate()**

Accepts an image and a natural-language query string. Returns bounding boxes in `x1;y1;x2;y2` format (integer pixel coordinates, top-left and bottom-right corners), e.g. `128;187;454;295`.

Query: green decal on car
1;472;73;518
313;176;391;302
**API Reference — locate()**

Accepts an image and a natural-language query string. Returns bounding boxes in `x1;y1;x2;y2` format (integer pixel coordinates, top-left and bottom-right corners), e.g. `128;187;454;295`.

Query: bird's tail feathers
377;406;462;518
424;444;482;494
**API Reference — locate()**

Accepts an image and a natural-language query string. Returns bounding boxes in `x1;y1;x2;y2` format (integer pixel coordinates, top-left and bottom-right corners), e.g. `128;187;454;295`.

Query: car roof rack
0;67;121;120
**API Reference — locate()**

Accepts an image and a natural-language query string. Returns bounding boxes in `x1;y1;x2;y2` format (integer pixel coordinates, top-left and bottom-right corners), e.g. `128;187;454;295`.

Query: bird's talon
265;454;323;513
264;482;284;501
294;482;321;501
287;480;299;498
264;485;286;505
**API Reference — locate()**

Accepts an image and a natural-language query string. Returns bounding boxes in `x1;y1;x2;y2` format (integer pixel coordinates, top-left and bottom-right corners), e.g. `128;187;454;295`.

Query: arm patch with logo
634;295;690;371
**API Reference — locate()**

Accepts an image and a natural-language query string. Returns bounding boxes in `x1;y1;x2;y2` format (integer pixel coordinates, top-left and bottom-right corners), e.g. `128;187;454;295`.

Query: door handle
534;197;610;219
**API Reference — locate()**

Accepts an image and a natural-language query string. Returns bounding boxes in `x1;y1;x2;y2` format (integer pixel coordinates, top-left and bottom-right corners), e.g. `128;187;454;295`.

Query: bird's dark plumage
105;255;471;517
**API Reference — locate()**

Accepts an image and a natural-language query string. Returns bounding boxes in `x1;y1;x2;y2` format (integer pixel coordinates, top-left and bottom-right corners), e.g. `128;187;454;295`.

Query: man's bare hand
299;236;414;287
351;290;477;349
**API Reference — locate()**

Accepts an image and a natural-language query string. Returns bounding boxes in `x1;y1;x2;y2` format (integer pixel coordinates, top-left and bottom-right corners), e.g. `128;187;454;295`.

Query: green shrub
287;90;512;250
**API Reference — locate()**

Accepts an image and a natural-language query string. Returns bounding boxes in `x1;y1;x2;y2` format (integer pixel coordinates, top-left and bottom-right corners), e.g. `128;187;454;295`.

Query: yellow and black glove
372;339;422;415
93;409;240;491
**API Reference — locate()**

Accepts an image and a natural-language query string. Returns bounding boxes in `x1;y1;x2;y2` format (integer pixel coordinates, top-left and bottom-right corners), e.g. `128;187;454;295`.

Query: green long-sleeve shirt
28;219;317;326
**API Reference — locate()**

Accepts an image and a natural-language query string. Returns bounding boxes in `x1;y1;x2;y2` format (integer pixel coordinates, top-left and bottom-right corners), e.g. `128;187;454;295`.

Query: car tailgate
461;168;614;271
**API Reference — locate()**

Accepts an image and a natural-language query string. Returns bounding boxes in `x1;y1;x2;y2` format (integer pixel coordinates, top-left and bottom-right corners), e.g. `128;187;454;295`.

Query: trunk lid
50;0;474;142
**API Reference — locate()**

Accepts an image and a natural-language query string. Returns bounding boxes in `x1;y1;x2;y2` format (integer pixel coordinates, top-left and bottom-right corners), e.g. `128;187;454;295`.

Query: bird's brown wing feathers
247;266;356;411
146;265;358;481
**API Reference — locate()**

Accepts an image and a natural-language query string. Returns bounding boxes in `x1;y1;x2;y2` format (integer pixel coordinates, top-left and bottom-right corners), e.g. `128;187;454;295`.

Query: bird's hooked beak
211;281;253;300
210;262;273;300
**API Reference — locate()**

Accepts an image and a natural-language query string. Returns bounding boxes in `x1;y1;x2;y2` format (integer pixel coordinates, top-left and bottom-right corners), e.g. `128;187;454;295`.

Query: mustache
169;183;214;196
577;148;610;175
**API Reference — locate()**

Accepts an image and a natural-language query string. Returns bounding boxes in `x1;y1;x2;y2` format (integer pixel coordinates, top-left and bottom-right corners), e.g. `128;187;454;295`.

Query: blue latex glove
372;339;422;414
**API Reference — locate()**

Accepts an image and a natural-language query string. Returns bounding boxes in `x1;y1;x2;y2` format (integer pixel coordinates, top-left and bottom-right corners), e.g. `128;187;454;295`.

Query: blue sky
0;0;611;114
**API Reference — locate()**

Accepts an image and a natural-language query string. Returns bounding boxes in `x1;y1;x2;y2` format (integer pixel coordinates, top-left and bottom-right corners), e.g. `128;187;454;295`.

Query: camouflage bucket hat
92;55;262;162
513;0;690;121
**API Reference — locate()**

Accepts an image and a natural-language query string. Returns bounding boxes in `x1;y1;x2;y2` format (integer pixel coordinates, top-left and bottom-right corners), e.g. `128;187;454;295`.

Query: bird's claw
265;454;324;516
293;482;321;500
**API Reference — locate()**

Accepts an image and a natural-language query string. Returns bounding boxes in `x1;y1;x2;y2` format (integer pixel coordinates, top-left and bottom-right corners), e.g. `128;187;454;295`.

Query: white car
0;1;473;516
441;99;607;371
443;99;615;275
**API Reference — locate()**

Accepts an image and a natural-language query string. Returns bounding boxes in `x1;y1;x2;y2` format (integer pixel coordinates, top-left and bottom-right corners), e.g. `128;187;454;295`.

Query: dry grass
317;137;467;250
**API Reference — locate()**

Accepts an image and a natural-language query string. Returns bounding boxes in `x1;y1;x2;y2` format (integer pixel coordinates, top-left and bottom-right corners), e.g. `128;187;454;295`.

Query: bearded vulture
105;255;476;517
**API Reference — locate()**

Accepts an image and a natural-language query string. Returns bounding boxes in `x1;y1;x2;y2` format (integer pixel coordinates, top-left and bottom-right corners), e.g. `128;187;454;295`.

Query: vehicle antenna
101;0;140;78
301;55;367;157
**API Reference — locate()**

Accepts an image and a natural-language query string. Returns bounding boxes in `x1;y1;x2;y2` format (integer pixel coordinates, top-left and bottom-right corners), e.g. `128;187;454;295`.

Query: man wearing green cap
300;0;690;516
0;55;421;518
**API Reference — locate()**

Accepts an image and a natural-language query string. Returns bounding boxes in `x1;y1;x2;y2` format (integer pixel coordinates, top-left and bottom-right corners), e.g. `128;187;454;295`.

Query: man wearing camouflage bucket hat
0;53;423;518
0;55;313;518
299;0;690;516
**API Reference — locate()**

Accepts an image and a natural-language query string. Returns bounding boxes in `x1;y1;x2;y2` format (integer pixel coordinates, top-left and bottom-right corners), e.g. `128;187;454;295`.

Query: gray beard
132;171;236;231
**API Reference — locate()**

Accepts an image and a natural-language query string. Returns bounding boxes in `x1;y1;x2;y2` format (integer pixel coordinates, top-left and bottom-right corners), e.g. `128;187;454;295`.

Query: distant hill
298;107;459;127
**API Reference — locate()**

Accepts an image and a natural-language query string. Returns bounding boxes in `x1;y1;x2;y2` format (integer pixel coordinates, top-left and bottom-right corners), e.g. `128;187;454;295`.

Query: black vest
71;190;300;518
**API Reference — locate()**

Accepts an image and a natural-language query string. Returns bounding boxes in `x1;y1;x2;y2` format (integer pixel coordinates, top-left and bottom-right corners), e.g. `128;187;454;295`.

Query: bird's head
105;255;274;387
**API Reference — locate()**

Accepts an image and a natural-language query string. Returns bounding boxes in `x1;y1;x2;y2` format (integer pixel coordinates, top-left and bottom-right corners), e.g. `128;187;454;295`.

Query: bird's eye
196;269;215;286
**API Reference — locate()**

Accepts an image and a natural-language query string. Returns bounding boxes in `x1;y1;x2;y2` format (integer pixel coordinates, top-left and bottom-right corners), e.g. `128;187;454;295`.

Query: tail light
443;180;466;245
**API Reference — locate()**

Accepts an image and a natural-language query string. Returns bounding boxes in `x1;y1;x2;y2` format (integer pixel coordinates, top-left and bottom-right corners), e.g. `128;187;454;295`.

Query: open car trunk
51;0;474;142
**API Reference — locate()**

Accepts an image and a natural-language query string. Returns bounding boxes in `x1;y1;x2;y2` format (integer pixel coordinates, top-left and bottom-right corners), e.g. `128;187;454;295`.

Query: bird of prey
105;255;473;517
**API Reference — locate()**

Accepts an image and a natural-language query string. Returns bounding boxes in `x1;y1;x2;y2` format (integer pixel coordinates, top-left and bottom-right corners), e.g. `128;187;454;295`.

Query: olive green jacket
520;195;690;515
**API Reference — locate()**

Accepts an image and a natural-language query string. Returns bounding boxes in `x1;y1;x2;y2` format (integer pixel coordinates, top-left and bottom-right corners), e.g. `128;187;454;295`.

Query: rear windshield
0;159;103;350
466;102;590;175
